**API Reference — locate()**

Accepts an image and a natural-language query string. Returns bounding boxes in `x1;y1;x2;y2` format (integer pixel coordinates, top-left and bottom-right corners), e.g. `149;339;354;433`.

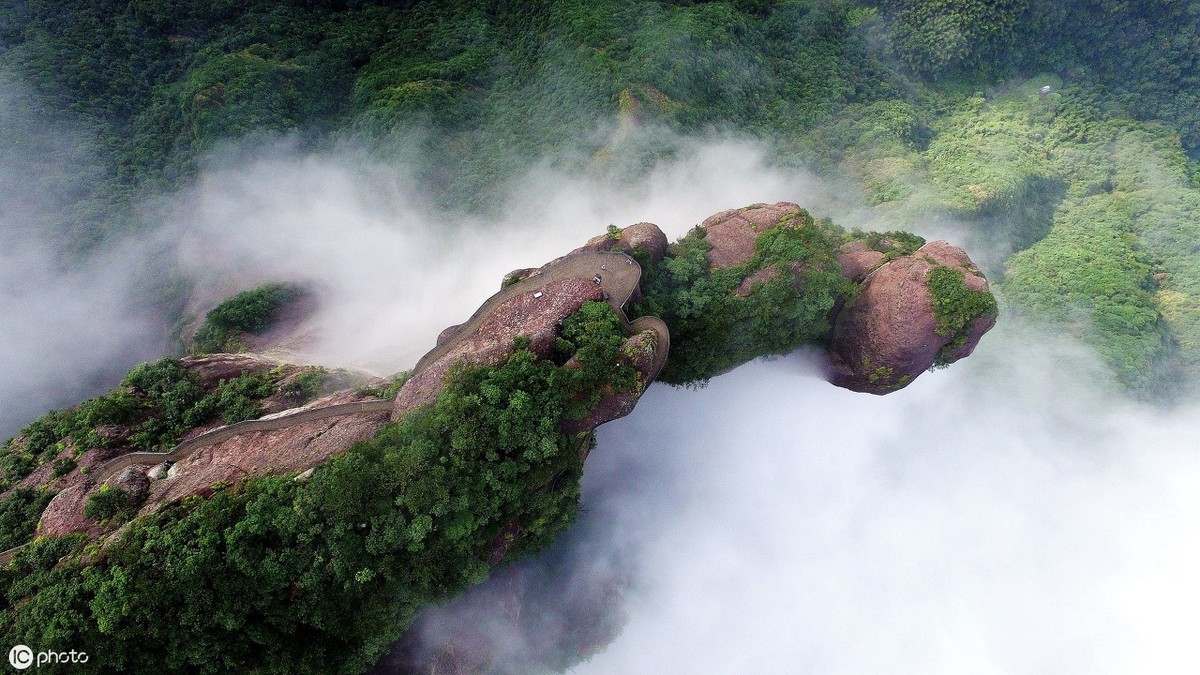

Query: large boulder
826;240;996;394
701;201;802;268
111;467;150;504
435;323;463;346
577;221;669;264
182;353;281;388
37;480;99;538
394;276;606;416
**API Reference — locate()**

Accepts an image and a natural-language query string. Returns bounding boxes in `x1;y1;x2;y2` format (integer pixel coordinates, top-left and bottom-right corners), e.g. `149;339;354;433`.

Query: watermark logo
8;645;32;670
7;645;87;669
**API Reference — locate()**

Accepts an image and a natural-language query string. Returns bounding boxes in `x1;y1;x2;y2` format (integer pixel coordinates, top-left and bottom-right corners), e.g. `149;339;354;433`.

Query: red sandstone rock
183;353;281;388
37;392;391;537
436;323;463;346
393;276;605;417
619;222;669;263
837;241;887;283
37;480;100;538
826;240;995;394
143;393;388;515
577;221;669;263
702;201;802;268
501;268;538;290
111;467;149;502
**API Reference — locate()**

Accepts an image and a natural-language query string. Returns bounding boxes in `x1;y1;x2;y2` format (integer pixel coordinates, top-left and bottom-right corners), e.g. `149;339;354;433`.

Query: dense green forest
3;0;1198;394
3;0;1200;672
0;302;637;672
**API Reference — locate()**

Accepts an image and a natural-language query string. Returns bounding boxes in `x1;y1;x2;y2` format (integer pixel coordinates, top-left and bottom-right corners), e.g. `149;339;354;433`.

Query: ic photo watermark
8;645;88;670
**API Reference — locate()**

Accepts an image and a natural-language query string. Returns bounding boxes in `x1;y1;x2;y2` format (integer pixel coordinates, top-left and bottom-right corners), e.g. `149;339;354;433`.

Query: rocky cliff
0;202;995;673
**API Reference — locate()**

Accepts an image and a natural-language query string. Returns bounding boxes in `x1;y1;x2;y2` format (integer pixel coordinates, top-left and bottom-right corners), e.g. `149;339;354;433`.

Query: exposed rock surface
111;467;150;503
702;201;801;268
501;268;538;289
837;240;887;283
183;353;280;387
578;221;669;263
394;276;607;415
37;391;391;538
140;393;389;518
436;323;463;346
827;240;996;394
36;480;100;540
1;436;154;503
184;353;364;414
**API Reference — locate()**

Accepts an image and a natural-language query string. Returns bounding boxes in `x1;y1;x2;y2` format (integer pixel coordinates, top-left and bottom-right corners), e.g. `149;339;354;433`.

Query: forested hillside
2;0;1198;395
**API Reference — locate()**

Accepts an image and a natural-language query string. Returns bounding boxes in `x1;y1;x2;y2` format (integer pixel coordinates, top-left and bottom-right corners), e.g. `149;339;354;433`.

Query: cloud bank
165;134;852;374
564;322;1200;674
0;79;168;438
403;320;1200;675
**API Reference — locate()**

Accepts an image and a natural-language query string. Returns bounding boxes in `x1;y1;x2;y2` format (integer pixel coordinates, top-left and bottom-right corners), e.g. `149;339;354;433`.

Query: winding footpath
0;250;668;566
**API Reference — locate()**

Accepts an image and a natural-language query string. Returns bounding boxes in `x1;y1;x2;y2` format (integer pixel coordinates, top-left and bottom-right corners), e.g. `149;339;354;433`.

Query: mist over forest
2;1;1199;673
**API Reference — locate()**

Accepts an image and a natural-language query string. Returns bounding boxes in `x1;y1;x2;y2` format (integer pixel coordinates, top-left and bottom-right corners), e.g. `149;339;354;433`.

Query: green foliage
357;372;412;401
819;71;1200;392
0;359;280;488
126;365;275;441
0;454;37;485
0;0;915;228
51;457;77;480
0;302;637;672
926;265;998;368
555;301;639;415
83;485;138;525
846;229;926;258
880;0;1027;80
122;359;212;450
191;283;301;355
634;208;857;384
927;266;998;338
211;373;274;424
1002;192;1174;392
0;489;54;551
282;368;329;404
